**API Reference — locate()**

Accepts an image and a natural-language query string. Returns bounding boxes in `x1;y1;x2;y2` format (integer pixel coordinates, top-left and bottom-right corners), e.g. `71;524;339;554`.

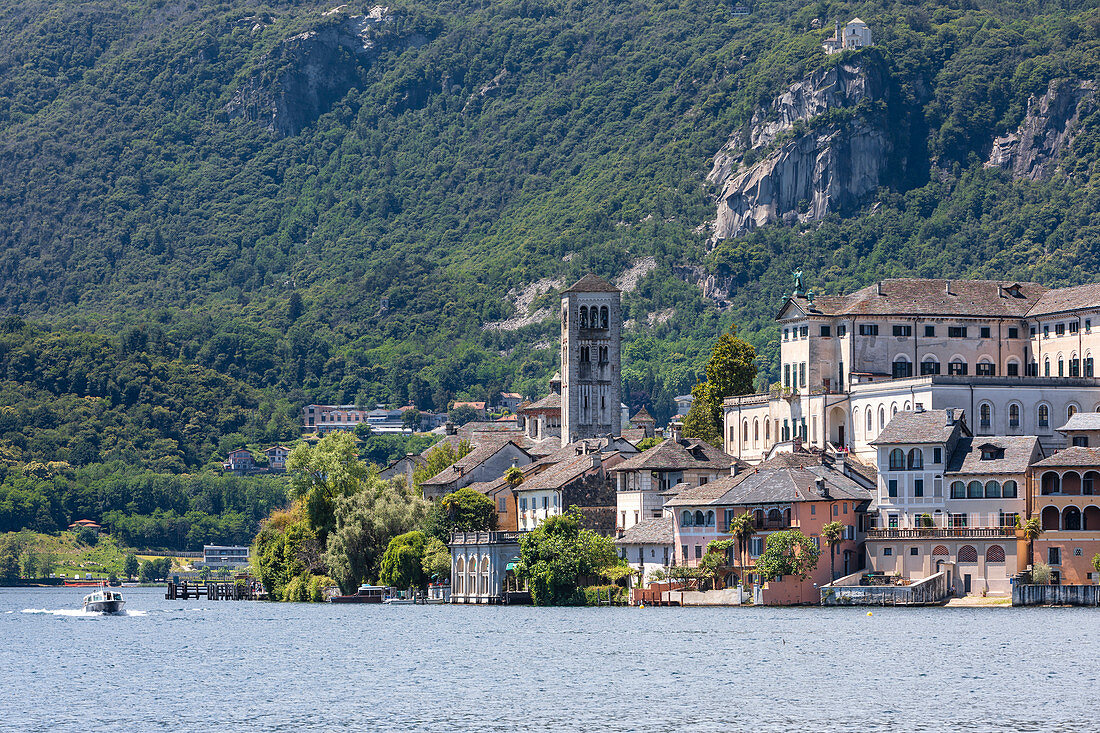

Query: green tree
684;330;757;445
138;560;155;583
380;530;430;589
821;521;844;582
76;526;99;547
1091;554;1100;584
448;405;480;426
504;466;524;488
402;408;422;431
287;432;371;542
516;508;623;605
699;539;734;590
0;535;20;581
755;530;820;582
1022;517;1043;569
439;488;497;532
635;436;662;451
422;537;451;582
322;475;428;593
123;553;139;580
413;440;472;491
727;511;755;579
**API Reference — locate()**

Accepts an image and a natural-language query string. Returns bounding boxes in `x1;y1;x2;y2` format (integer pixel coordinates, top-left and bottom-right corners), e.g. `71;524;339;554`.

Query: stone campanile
560;274;621;446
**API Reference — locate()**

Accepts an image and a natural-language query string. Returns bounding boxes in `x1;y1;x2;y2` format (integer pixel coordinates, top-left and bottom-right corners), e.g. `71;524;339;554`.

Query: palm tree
504;466;524;488
727;511;755;584
821;521;843;582
1022;517;1043;572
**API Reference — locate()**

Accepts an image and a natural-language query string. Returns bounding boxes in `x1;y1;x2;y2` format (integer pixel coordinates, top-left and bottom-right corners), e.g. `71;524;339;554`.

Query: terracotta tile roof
1026;282;1100;317
615;517;673;545
945;436;1042;475
564;273;619;293
871;410;965;445
420;440;531;487
1032;446;1100;468
789;279;1046;318
665;458;872;507
611;438;733;472
1057;412;1100;432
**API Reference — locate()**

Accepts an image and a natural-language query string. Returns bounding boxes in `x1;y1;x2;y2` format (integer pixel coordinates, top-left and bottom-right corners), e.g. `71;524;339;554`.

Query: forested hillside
1;0;1099;427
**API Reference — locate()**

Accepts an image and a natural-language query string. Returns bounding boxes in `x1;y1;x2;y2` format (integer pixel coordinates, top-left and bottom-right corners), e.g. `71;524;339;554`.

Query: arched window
753;419;760;445
889;449;904;470
976;358;995;377
1038;404;1049;428
743;420;749;442
932;545;949;556
1002;480;1018;498
948;358;967;376
1006;357;1021;376
1068;404;1079;420
957;545;978;563
765;420;771;443
753;509;764;529
879;407;886;431
783;507;791;526
1041;472;1059;495
1086;356;1094;378
1009;403;1020;428
1058;356;1065;377
480;556;491;595
579;306;589;329
984;480;1001;498
694;510;705;526
904;401;911;411
891;402;899;416
1044;357;1051;377
979;402;992;429
892;356;912;379
681;510;693;527
1041;506;1060;530
967;481;983;498
950;481;965;499
986;545;1005;563
907;448;923;469
455;557;465;594
921;357;940;376
1064;506;1082;531
767;508;782;524
705;510;715;526
600;306;609;329
865;407;873;432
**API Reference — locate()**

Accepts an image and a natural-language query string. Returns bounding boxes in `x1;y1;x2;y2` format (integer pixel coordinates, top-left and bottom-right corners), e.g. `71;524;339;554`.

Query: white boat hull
84;599;125;614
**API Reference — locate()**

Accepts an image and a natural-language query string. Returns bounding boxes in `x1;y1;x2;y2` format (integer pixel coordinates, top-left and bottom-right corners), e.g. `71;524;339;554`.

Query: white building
202;545;250;568
723;277;1100;466
615;517;673;585
823;18;872;55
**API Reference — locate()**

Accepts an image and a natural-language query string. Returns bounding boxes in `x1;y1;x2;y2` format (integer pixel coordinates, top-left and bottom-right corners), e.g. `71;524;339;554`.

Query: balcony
449;531;527;545
867;527;1016;540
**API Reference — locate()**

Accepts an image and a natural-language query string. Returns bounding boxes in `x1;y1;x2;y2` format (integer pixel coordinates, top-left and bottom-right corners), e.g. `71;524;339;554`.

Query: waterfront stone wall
1012;584;1100;606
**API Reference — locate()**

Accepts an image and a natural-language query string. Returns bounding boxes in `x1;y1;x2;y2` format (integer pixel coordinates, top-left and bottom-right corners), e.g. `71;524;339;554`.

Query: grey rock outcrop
707;61;898;243
224;7;424;137
986;79;1096;180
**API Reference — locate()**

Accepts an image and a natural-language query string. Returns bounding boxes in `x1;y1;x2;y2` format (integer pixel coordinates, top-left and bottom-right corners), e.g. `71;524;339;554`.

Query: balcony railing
867;527;1016;539
449;531;527;545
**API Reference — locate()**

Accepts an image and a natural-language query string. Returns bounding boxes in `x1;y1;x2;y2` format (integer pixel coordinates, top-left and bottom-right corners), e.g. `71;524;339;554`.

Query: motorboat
329;584;385;603
83;587;125;614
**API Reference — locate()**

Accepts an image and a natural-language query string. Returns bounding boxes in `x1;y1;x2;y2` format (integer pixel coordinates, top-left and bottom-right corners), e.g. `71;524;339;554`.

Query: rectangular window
1056;323;1066;336
1074;436;1089;447
837;325;847;337
800;326;808;338
1049;547;1061;566
799;362;807;388
1000;512;1019;528
980;326;991;339
1087;319;1092;333
681;545;688;562
1031;326;1037;336
933;448;942;464
1007;362;1019;376
820;325;831;337
859;324;879;336
920;360;940;376
948;326;967;338
888;480;898;498
498;497;507;513
543;496;549;511
783;364;790;389
888;515;899;529
948;361;968;376
933;478;943;497
833;505;839;517
893;325;912;337
976;362;995;376
949;513;968;528
1008;327;1018;339
750;538;764;557
1070;321;1079;334
783;329;789;341
1071;359;1081;377
883;547;893;556
694;545;702;560
910;547;919;556
892;361;913;379
520;498;528;512
914;479;924;497
924;325;935;337
810;505;816;516
1044;325;1050;338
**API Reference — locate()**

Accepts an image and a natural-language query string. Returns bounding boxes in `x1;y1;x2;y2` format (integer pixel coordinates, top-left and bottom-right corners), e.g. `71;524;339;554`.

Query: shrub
1031;561;1052;585
581;585;628;605
308;574;336;602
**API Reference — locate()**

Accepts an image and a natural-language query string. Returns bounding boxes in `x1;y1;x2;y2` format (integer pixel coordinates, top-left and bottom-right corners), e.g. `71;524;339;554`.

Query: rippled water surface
2;586;1094;731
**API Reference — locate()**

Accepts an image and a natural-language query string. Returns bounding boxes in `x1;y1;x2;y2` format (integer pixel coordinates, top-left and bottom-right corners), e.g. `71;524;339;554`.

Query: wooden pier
165;580;262;601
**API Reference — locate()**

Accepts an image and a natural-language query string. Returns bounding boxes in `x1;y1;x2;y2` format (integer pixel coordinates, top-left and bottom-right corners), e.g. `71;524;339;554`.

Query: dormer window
979;444;1005;461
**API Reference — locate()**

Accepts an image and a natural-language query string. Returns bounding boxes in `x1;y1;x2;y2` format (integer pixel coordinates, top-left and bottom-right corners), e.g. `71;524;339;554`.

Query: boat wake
21;608;147;617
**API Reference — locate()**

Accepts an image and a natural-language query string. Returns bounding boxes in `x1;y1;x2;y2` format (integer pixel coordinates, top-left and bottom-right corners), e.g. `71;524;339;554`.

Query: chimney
793;435;803;453
946;408;955;425
671;421;683;442
945;280;952;295
444;421;456;435
816;477;829;498
731;463;740;477
877;281;883;296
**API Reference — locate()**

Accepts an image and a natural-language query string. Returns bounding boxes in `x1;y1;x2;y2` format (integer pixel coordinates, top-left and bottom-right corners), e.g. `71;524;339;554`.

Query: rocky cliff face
986;79;1096;180
224;7;425;137
707;61;899;243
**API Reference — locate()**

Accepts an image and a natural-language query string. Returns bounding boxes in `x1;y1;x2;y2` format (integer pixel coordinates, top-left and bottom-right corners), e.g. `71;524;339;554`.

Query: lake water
2;586;1094;731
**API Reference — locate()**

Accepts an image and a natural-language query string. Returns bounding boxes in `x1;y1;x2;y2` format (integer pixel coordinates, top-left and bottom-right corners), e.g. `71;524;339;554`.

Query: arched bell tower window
600;306;609;329
579;307;588;329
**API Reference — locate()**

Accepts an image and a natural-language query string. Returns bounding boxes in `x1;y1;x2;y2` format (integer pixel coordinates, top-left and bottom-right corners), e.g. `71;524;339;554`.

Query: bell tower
560;274;621;446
